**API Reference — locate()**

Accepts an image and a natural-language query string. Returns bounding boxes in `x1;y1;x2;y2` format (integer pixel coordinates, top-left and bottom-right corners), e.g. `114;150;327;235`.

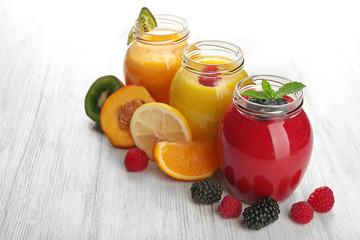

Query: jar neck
182;40;245;75
233;75;304;120
133;14;189;45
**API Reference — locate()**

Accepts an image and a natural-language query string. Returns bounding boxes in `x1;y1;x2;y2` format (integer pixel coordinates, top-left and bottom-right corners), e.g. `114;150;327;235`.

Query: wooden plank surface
1;0;360;239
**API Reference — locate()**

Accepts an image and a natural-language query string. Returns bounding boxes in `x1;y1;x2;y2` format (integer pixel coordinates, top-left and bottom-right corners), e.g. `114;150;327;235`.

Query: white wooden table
1;0;360;239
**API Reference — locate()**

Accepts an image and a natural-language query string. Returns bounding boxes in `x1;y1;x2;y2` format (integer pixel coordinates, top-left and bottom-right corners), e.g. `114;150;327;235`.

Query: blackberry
263;99;278;105
276;97;288;105
191;178;223;204
243;196;280;230
248;98;264;104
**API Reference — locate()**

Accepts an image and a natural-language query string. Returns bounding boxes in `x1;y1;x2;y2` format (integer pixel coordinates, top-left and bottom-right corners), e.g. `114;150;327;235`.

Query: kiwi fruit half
85;75;124;122
127;7;157;45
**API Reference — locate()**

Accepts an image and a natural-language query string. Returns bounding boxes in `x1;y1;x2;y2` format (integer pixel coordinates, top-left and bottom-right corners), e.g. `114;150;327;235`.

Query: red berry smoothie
217;75;313;203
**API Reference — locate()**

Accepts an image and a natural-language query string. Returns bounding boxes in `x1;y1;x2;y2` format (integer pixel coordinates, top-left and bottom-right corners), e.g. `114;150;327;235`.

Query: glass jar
217;75;313;203
169;40;249;141
124;14;189;104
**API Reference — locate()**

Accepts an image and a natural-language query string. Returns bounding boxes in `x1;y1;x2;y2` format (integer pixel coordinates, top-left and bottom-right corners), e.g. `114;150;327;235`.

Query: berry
290;201;314;224
218;195;242;218
191;178;223;204
198;66;221;87
124;148;149;172
263;99;278;105
307;186;335;212
243;196;280;230
198;75;221;87
276;97;288;105
248;98;264;104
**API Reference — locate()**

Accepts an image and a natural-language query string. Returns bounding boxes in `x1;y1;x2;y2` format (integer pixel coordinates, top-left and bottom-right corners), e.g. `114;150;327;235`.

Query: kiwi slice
127;7;157;45
85;75;124;122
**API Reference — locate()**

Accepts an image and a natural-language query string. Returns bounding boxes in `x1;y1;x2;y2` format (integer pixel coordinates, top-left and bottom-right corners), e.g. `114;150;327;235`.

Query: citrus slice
152;141;219;181
129;102;192;158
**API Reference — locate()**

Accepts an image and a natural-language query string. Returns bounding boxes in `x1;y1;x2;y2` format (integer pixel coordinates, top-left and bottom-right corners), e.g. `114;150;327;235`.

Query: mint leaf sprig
241;80;306;100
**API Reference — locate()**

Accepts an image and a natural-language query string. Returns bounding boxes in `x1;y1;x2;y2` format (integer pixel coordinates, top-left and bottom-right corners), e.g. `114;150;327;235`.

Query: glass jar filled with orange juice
169;40;249;141
124;14;189;103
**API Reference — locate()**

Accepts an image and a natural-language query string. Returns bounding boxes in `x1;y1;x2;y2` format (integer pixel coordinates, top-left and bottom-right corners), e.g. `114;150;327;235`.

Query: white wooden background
1;0;360;239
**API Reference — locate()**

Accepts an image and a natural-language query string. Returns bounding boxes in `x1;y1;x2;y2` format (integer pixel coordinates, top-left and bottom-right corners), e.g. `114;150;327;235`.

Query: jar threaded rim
133;14;189;45
182;40;245;75
233;75;304;119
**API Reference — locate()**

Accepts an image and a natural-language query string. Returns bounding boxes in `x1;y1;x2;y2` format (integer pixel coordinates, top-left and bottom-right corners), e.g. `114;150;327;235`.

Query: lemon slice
130;102;192;159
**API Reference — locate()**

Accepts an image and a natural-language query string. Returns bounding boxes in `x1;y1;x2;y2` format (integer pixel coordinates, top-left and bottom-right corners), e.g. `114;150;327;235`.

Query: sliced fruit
127;7;157;45
85;75;124;122
129;102;192;158
152;141;219;181
136;7;157;32
100;85;155;148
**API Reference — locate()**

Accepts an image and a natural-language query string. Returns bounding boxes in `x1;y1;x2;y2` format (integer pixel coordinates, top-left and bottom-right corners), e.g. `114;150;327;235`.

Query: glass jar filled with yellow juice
124;14;189;103
169;40;248;141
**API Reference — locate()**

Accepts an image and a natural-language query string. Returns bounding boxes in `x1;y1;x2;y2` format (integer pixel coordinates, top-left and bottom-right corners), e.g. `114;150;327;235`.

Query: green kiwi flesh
127;7;157;45
85;75;124;122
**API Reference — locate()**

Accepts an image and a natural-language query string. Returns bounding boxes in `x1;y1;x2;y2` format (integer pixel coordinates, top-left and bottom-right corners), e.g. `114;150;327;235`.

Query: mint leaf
262;80;274;99
241;91;269;100
274;82;306;99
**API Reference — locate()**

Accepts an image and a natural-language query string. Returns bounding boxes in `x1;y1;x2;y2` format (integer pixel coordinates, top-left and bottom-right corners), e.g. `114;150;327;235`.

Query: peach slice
100;85;155;148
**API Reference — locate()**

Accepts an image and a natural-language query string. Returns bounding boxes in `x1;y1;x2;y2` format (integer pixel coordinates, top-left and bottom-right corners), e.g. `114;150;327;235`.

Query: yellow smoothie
169;56;248;141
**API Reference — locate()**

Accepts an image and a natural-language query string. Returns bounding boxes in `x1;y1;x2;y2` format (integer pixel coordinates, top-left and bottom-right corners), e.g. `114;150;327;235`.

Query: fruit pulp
217;103;313;203
169;56;248;141
124;32;188;104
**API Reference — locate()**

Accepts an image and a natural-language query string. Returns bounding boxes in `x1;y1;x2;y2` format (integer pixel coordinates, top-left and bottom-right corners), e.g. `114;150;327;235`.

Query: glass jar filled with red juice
217;75;313;203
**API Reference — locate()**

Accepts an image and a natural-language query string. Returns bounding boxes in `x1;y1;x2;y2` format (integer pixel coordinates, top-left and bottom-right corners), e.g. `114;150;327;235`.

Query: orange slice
152;141;219;181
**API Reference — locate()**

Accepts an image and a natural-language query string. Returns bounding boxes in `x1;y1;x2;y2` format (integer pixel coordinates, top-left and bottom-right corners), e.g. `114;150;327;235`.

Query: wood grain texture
1;0;360;239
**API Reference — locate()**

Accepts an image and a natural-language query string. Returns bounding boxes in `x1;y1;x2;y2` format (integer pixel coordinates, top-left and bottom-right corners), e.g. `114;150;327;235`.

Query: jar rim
133;14;189;44
233;75;304;119
182;40;245;75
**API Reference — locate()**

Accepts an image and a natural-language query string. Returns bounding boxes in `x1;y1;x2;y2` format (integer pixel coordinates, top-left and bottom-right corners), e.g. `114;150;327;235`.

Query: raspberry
218;195;242;218
124;148;148;172
307;186;335;212
198;66;221;87
290;201;314;224
198;75;221;87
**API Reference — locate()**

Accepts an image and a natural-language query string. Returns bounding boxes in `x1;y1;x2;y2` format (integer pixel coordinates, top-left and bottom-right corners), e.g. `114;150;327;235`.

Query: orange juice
124;15;189;103
169;41;249;141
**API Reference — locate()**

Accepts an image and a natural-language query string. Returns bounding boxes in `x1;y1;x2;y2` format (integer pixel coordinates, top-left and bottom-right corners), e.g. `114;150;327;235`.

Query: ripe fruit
130;102;192;158
290;201;314;224
85;75;124;122
276;97;288;105
248;97;264;104
127;7;157;45
152;141;219;181
263;99;278;105
248;97;288;106
191;178;223;204
218;195;242;218
124;148;149;172
198;66;221;87
307;186;335;212
100;85;155;148
243;196;280;230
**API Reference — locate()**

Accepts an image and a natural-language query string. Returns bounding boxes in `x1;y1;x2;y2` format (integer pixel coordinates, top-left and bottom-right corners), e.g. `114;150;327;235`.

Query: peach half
100;85;155;148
